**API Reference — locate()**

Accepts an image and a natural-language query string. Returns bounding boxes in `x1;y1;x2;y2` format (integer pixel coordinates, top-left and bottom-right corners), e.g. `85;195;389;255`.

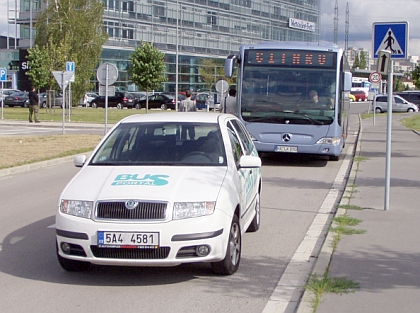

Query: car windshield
90;122;227;166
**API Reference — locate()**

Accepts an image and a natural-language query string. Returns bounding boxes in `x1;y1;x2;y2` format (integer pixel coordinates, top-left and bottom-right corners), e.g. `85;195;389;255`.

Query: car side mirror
74;155;87;167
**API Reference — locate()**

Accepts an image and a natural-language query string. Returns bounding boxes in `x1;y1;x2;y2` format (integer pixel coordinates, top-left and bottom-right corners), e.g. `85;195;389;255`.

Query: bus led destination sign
245;49;335;68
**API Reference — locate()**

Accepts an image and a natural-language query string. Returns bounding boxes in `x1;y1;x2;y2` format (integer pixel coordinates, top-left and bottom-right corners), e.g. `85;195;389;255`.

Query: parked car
1;89;19;104
349;94;356;102
90;91;135;109
373;94;418;113
40;92;64;108
135;93;178;110
129;92;147;105
394;91;420;109
3;91;30;107
55;112;262;274
350;90;368;102
193;92;210;110
80;92;98;107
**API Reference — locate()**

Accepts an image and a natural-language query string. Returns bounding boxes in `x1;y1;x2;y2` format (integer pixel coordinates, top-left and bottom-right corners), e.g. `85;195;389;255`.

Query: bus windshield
240;65;337;125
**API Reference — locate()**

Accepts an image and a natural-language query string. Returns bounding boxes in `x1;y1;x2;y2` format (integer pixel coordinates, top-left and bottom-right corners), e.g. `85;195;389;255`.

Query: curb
295;115;362;313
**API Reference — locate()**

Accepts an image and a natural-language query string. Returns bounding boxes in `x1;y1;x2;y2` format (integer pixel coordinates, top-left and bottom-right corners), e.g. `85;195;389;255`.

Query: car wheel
135;103;142;110
358;98;362;102
91;102;97;108
56;244;90;272
211;214;241;275
375;107;383;113
41;102;47;109
247;191;260;232
117;103;123;109
408;108;415;112
161;103;168;110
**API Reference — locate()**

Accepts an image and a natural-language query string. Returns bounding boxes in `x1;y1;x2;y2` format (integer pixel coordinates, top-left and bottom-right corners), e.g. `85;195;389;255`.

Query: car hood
61;166;228;202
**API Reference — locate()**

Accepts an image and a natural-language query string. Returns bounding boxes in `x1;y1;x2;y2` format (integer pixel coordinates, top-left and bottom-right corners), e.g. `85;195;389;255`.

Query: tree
25;45;50;92
359;52;367;70
394;76;405;92
128;41;167;113
352;53;360;69
34;0;108;106
198;59;235;92
411;65;420;90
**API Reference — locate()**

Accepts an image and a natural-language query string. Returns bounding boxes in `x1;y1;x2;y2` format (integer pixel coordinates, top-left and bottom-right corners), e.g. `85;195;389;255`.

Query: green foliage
352;53;360;69
394;76;405;92
198;58;235;92
128;41;167;112
359;52;367;70
34;0;108;105
25;45;50;90
411;65;420;89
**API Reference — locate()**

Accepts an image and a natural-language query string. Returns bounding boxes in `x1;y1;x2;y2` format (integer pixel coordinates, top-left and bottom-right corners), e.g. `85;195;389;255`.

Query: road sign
97;63;118;86
66;61;75;72
377;50;391;75
0;68;7;81
369;72;382;83
52;71;74;90
216;79;229;93
373;22;408;59
99;85;115;97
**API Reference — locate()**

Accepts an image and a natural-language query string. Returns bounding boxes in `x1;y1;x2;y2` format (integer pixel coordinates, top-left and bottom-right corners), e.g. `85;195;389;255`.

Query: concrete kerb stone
295;115;362;313
0;155;76;178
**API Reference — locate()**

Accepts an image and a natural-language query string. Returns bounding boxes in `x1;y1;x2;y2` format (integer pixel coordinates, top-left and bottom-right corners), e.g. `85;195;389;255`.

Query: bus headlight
316;137;341;146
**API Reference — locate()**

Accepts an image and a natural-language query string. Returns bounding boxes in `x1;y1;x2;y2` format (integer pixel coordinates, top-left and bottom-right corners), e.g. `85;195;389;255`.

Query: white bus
224;41;352;161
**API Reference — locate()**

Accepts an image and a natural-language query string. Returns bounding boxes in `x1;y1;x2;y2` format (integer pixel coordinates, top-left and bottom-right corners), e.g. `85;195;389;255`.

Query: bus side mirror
344;72;352;91
224;55;238;78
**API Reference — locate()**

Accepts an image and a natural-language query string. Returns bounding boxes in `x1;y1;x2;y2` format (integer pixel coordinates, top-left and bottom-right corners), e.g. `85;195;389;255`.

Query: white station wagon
56;112;262;275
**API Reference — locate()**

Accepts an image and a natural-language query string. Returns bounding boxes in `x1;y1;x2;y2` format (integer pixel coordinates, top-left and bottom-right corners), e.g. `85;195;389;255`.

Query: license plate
275;145;298;153
98;231;160;248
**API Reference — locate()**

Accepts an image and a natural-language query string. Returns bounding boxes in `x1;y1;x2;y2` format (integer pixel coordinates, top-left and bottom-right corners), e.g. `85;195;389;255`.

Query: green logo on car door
112;174;169;186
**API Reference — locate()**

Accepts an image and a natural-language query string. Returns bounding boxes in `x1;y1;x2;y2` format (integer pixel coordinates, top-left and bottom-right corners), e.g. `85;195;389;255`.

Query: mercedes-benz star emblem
125;200;139;210
282;134;292;142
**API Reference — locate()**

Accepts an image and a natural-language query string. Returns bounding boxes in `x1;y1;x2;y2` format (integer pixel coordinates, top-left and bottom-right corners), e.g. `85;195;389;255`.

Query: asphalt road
0;104;368;312
0;141;354;313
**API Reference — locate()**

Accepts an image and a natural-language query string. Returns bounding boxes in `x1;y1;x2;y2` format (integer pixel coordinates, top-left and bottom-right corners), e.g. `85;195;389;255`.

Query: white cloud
320;0;420;56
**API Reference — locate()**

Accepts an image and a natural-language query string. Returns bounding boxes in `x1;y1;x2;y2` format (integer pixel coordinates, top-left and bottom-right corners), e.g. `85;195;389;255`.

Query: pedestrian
221;88;237;115
28;86;40;123
178;90;197;139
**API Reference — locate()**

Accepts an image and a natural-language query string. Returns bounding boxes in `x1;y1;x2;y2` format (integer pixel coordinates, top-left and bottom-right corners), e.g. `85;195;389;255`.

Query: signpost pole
384;61;393;211
105;63;109;135
61;71;66;135
1;81;3;120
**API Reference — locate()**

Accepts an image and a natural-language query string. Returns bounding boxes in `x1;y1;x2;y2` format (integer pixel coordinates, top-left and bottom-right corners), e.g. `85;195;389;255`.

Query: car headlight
316;137;341;146
173;202;215;220
60;200;94;219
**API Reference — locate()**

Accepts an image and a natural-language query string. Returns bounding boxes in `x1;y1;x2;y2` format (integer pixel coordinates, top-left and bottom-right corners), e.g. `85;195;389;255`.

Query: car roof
119;112;227;124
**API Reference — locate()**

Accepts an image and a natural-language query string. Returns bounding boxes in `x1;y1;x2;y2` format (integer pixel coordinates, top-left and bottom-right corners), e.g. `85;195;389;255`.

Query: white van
373;94;418;113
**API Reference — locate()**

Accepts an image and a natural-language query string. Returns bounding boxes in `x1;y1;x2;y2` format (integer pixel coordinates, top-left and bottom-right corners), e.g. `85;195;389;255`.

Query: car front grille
90;246;170;259
96;201;167;220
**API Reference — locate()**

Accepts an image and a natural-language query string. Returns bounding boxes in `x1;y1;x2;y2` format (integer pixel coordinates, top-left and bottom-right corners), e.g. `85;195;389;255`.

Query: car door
226;120;258;226
393;96;406;112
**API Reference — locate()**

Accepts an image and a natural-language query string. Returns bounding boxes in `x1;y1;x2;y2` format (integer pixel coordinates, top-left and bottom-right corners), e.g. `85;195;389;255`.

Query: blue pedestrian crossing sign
373;22;408;59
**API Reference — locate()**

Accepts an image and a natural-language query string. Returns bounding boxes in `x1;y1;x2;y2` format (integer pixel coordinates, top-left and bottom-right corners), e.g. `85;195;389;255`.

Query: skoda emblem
282;134;292;142
125;200;139;210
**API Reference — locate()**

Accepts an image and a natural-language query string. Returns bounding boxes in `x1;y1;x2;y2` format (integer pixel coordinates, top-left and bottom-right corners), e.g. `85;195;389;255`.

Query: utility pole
334;0;338;44
345;2;349;51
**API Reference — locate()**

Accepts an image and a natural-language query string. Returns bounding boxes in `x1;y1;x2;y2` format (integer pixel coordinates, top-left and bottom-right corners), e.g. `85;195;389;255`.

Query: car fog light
61;242;71;254
196;245;210;257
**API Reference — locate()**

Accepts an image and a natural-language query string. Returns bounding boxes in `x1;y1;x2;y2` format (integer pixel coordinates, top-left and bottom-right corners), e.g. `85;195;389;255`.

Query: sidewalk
298;112;420;312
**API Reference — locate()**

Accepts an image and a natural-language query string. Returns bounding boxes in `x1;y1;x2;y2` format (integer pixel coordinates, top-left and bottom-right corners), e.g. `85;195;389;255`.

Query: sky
0;0;419;57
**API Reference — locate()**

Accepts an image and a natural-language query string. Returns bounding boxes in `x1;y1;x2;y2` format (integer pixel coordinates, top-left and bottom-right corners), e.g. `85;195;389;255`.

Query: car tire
117;103;123;109
135;103;142;110
358;98;362;102
211;214;241;275
375;107;383;113
41;102;47;109
91;102;97;108
247;191;260;232
56;244;90;272
161;104;168;110
408;108;415;112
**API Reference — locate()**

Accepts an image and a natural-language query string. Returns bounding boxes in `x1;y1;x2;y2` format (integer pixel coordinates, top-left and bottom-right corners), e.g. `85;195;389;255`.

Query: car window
227;123;244;164
395;97;404;104
229;120;254;155
376;96;387;102
90;122;226;166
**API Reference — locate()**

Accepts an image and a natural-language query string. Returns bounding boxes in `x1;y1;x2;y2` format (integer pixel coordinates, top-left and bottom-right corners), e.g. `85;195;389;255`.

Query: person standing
221;88;237;115
178;90;197;139
28;86;40;123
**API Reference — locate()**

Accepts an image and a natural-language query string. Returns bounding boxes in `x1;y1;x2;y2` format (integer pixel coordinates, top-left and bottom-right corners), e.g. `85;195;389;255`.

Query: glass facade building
11;0;320;92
